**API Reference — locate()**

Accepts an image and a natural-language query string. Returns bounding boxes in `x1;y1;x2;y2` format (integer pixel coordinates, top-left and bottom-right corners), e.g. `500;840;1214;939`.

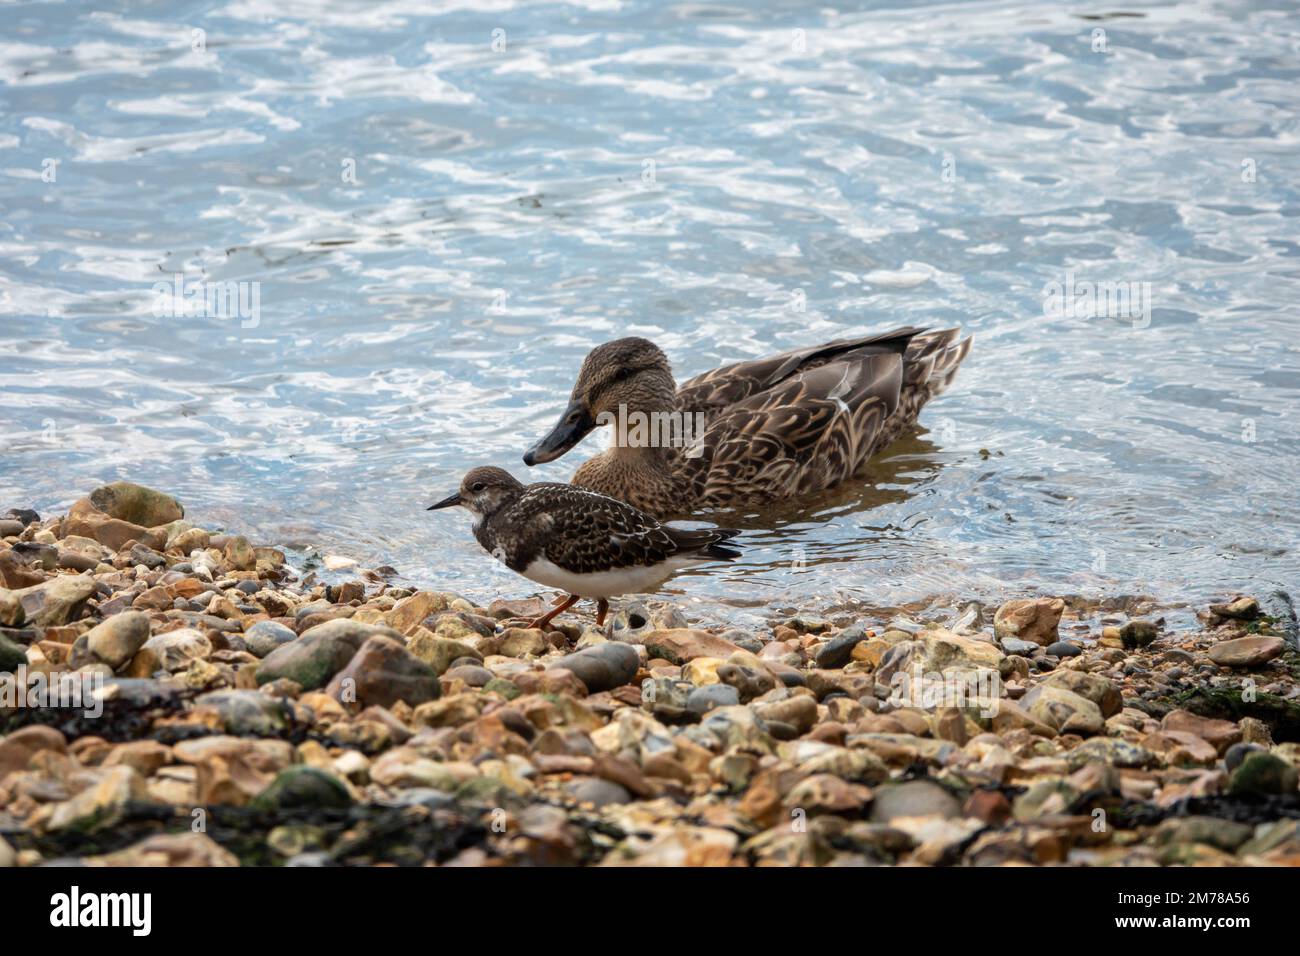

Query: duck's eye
470;482;486;493
611;366;636;383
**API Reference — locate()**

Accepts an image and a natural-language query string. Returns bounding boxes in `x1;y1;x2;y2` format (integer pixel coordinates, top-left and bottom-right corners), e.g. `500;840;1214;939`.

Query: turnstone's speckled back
428;466;740;630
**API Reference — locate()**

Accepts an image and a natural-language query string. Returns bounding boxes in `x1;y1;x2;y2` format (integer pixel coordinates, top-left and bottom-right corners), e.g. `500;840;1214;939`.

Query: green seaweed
10;801;489;867
1147;686;1300;742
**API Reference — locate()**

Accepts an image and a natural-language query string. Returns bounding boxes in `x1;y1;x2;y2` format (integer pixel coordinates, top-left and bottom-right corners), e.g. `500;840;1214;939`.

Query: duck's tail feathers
905;328;973;399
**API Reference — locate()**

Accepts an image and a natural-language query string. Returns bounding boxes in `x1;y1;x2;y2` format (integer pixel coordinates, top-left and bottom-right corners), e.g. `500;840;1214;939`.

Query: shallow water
2;0;1298;626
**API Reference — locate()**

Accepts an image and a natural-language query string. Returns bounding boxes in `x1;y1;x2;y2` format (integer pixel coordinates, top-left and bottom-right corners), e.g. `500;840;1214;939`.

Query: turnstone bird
522;327;972;517
427;466;742;631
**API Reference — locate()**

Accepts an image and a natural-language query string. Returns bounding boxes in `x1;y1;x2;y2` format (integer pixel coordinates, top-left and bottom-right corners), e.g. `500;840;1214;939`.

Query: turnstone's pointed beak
426;492;462;511
524;400;595;466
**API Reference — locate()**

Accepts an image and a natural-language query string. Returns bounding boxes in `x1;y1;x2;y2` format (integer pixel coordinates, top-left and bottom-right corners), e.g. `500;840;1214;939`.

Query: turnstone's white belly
520;556;705;599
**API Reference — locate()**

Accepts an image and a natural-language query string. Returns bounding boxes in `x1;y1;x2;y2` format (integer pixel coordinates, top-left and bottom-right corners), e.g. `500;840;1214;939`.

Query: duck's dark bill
426;492;462;510
523;400;594;465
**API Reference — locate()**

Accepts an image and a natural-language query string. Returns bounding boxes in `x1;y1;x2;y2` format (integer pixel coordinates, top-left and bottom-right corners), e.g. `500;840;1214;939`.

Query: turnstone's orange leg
528;594;579;631
596;599;609;626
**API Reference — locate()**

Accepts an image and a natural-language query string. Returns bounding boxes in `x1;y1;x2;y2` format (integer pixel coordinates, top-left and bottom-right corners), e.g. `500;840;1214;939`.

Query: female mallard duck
523;327;971;517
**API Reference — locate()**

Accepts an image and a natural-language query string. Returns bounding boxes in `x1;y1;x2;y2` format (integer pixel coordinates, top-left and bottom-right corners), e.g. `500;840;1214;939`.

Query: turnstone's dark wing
515;484;740;574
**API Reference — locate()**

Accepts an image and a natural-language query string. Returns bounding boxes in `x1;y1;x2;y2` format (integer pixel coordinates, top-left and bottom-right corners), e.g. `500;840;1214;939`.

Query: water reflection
1;0;1298;629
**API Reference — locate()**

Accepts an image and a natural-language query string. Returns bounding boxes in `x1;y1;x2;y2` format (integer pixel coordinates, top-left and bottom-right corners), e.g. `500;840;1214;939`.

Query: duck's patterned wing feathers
675;326;923;415
676;352;903;505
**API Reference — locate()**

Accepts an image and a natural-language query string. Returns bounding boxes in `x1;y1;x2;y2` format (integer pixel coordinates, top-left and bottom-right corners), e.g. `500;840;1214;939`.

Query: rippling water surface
2;0;1298;625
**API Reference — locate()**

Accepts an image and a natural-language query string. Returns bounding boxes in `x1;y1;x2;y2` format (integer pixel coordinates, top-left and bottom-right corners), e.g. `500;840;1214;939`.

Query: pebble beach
2;480;1298;868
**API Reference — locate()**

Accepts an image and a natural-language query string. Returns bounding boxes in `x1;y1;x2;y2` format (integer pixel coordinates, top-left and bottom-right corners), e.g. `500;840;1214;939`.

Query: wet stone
1045;641;1082;658
639;628;743;664
994;597;1064;646
10;542;56;570
224;536;257;572
1066;738;1156;770
243;620;297;658
1160;709;1241;753
325;634;441;710
1;558;47;591
687;683;740;716
718;628;763;654
78;610;151;670
123;543;167;570
255;619;390;689
1120;620;1159;649
870;780;960;823
1153;816;1253;852
1209;596;1259;621
0;725;68;779
550;643;640;693
716;662;776;701
1207;636;1284;668
1040;669;1122;718
1000;637;1040;656
195;690;291;736
132;628;212;674
88;481;184;528
643;677;694;723
4;508;39;527
1023;685;1105;736
499;627;548;658
98;677;181;708
443;664;493;687
564;777;633;808
15;574;97;627
406;633;482;675
813;626;869;669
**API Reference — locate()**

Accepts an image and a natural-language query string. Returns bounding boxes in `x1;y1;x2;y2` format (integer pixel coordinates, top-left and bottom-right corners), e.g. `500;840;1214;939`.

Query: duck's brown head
524;337;675;465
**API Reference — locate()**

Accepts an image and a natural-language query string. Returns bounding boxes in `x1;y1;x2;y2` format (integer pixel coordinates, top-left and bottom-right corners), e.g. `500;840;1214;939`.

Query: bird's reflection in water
668;430;952;593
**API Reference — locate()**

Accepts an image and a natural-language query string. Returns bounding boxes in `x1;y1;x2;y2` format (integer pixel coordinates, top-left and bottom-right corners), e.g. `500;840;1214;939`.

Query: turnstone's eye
470;482;486;493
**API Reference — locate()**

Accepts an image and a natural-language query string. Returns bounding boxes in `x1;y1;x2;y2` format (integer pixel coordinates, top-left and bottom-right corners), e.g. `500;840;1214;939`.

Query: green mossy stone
252;766;353;811
1228;752;1300;797
0;634;27;674
483;677;520;700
